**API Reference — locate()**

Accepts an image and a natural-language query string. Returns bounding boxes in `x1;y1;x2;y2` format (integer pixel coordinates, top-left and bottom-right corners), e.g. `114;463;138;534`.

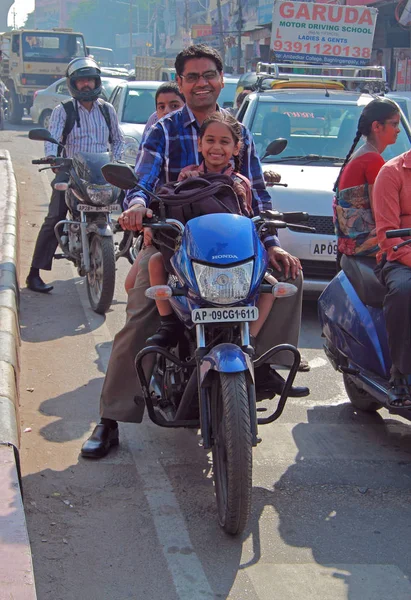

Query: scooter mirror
28;128;59;146
101;162;138;190
262;138;288;160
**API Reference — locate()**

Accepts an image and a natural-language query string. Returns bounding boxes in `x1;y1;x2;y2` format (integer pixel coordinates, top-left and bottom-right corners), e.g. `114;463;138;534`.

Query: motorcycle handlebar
32;158;53;165
31;157;68;166
260;210;309;223
386;228;411;238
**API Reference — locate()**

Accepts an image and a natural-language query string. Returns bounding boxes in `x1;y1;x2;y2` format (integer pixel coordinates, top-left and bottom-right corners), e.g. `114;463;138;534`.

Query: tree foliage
23;11;36;28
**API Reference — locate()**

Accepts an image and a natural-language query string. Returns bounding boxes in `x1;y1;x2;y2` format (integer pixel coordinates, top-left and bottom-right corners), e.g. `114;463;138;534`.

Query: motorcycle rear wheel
211;371;252;535
86;234;116;314
343;373;381;412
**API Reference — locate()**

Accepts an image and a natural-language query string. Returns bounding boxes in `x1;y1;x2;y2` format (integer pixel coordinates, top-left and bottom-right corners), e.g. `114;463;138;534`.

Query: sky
7;0;35;28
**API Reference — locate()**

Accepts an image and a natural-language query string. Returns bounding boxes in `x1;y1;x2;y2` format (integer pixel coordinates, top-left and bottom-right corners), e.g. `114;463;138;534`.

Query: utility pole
185;0;189;34
236;0;242;73
216;0;225;67
129;0;133;65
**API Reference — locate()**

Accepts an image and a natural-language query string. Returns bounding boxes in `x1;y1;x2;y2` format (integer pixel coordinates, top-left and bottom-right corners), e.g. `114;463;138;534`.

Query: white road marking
308;357;328;369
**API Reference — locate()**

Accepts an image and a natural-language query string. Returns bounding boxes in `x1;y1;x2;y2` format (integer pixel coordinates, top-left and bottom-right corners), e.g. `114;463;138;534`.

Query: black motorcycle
29;128;121;314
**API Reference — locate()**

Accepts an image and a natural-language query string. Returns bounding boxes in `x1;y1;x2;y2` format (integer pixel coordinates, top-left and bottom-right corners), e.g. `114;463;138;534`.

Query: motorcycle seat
341;255;386;308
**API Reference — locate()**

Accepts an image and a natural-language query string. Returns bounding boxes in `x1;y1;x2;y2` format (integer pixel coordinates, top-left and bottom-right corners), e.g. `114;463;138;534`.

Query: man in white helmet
26;56;124;293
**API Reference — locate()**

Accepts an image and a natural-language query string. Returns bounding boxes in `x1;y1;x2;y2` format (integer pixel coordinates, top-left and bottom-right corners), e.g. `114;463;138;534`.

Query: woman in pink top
373;148;411;407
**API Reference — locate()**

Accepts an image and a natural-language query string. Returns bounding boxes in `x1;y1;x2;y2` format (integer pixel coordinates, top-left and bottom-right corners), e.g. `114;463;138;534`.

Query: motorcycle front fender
199;343;254;387
87;223;113;237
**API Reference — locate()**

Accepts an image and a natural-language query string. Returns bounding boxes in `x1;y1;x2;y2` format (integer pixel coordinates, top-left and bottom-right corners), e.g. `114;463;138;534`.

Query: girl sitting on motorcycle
146;111;276;347
333;98;400;264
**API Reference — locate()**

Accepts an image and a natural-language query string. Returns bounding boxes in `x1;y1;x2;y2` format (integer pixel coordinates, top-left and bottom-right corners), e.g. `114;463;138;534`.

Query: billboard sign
271;1;378;66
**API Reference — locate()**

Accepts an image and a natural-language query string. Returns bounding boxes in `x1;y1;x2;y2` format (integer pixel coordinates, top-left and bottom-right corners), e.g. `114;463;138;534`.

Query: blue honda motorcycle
102;162;312;535
318;229;411;417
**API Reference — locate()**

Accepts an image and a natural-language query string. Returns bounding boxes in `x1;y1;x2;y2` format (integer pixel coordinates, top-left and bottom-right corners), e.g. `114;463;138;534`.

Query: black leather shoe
81;423;119;459
256;367;309;398
146;321;183;348
26;274;53;293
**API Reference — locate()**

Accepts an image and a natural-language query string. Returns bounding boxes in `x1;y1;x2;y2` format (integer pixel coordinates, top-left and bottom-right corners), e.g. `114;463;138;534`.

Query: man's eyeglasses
180;70;219;84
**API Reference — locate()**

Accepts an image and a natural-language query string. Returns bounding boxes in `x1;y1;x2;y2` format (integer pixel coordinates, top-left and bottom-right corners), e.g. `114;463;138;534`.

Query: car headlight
193;260;254;305
122;135;140;166
86;184;116;206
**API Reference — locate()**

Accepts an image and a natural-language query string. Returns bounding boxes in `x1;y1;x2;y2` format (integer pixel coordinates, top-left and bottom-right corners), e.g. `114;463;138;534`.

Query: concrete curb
0;149;37;599
0;150;20;452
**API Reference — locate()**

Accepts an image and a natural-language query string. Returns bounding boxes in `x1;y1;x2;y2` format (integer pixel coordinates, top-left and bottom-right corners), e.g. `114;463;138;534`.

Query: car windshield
251;100;411;163
22;33;85;62
122;88;157;124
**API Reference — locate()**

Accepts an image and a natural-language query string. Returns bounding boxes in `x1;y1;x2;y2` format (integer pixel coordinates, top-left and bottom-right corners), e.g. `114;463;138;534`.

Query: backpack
58;99;113;156
150;172;250;270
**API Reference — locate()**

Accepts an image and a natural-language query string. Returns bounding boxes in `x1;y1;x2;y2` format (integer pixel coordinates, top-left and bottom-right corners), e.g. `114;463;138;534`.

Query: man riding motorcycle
81;44;308;459
26;56;124;293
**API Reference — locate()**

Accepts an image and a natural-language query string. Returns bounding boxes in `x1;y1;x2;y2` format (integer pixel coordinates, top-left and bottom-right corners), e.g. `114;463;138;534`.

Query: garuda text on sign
271;1;378;66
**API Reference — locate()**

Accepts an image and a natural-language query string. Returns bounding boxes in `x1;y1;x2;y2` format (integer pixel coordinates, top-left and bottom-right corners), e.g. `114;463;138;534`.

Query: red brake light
33;90;38;100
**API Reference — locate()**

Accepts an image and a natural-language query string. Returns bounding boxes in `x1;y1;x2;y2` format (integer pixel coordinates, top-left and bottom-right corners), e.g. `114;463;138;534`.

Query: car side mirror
262;138;288;160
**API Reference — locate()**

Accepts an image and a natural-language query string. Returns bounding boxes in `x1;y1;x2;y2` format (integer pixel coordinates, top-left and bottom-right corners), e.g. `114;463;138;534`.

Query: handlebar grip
142;217;158;226
282;211;309;223
32;159;50;165
386;228;411;238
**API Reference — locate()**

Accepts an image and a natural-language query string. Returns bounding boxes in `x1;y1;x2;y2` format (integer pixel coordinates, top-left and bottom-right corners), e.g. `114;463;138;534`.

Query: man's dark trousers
31;169;69;271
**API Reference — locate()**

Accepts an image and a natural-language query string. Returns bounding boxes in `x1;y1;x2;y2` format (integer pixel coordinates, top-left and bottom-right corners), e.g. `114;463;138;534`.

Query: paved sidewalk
0;149;37;599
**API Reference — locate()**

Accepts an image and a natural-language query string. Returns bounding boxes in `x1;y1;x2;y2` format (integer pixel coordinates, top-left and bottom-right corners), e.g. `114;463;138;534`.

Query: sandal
388;378;411;408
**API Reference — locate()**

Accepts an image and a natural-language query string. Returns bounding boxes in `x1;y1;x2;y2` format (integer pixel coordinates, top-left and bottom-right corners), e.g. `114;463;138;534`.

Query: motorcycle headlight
86;184;116;206
193;260;254;305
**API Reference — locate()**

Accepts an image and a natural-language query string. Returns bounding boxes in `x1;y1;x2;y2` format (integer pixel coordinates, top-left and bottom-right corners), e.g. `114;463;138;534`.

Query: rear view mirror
29;128;59;146
101;162;138;190
262;138;288;159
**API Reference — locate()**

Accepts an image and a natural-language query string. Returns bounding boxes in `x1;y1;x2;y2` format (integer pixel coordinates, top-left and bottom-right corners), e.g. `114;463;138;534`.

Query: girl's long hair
333;97;400;192
199;111;243;171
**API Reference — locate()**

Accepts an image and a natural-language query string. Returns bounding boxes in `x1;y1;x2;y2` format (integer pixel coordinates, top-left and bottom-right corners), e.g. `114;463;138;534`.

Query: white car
108;80;163;165
30;76;123;128
237;70;411;292
218;76;240;109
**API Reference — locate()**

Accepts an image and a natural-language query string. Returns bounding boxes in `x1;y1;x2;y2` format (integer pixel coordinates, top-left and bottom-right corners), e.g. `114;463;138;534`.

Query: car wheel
39;110;52;129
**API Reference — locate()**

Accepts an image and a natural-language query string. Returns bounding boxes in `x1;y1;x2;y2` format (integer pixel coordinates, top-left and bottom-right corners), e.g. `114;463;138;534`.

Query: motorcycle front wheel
86;234;116;314
211;371;252;535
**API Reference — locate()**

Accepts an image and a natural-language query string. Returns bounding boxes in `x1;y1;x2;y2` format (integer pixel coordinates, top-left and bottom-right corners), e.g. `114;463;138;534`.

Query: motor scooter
318;227;411;415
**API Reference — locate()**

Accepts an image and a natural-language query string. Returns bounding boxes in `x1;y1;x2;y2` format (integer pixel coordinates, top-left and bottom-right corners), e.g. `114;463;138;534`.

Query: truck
134;56;175;82
0;28;87;124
